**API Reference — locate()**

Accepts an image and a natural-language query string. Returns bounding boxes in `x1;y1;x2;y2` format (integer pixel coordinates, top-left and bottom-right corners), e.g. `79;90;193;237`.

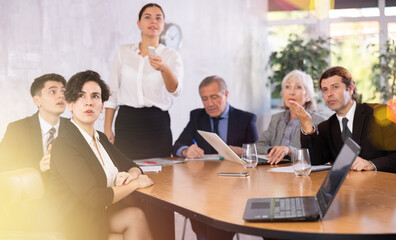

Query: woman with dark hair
42;70;153;240
104;3;184;159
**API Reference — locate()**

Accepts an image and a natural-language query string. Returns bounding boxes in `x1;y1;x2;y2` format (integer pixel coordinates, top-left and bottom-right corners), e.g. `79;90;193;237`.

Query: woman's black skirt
114;105;172;160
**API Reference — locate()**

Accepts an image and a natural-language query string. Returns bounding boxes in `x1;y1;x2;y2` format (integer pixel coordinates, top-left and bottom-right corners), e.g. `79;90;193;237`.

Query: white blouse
71;120;119;187
104;43;184;111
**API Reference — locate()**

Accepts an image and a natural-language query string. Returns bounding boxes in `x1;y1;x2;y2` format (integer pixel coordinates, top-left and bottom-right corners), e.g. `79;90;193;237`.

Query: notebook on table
243;137;360;222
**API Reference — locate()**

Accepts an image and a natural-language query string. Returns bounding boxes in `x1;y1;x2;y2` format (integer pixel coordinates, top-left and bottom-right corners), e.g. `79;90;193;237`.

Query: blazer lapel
201;113;212;132
59;117;68;135
330;115;344;150
352;103;366;144
198;112;216;153
275;112;287;146
67;122;108;187
30;112;44;159
226;106;235;144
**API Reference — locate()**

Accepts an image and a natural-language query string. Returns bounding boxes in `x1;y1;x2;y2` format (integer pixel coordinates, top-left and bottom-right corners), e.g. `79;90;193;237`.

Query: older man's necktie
212;117;223;135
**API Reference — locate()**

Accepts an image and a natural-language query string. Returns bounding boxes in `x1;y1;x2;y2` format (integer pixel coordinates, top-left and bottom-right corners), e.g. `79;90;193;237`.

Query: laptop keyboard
273;198;306;218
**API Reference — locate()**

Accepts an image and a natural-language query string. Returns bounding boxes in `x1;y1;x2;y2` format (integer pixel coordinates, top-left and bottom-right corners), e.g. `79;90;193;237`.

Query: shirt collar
218;102;230;119
132;44;140;53
284;110;291;123
283;110;300;124
70;119;100;145
336;101;356;122
132;43;166;55
38;113;60;134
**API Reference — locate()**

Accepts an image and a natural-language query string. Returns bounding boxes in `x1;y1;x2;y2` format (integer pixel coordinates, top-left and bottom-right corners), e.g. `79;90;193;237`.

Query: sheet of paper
267;165;331;173
186;154;222;161
134;158;184;166
139;165;162;173
257;154;270;160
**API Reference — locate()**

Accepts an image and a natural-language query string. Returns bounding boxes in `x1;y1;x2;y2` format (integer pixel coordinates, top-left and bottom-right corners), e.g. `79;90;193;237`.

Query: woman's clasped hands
115;172;138;186
134;174;154;188
115;171;153;188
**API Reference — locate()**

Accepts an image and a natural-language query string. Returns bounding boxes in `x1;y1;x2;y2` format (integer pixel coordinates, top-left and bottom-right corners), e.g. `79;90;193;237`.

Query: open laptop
243;137;361;222
197;130;289;165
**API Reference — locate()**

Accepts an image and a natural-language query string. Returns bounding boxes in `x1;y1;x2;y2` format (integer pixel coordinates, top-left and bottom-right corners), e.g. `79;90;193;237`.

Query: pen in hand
185;139;204;159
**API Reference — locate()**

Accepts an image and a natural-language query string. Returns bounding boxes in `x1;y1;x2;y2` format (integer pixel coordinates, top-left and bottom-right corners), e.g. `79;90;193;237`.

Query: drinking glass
292;148;312;176
240;143;258;169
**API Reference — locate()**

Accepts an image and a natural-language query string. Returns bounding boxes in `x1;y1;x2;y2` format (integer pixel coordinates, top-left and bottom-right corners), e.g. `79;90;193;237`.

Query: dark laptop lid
315;137;361;217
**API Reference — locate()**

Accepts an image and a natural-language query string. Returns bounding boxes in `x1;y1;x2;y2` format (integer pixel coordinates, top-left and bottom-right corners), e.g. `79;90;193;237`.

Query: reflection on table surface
136;160;396;238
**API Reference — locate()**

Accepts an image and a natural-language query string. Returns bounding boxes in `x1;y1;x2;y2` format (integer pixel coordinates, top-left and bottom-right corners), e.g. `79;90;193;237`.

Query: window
265;0;395;105
330;21;380;102
268;24;316;53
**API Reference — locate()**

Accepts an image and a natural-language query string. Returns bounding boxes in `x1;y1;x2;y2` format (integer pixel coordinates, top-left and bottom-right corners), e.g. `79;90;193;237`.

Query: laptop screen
316;138;361;217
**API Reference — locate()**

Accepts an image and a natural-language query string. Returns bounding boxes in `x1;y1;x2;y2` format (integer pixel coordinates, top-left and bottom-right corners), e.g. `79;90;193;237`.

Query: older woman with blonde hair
256;70;325;164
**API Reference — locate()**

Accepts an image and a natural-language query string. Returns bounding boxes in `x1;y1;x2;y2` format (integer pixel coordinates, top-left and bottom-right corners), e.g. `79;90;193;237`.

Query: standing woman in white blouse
104;3;184;159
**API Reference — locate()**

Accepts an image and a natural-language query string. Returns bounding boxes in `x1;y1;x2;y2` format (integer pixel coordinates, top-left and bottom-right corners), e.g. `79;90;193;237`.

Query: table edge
133;191;396;240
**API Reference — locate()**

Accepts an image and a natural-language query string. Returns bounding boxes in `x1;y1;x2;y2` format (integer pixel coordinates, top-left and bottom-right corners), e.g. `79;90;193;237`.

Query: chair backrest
0;168;44;231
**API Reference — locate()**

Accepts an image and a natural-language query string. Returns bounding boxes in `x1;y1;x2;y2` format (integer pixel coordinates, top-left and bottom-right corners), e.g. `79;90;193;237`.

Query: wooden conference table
133;159;396;240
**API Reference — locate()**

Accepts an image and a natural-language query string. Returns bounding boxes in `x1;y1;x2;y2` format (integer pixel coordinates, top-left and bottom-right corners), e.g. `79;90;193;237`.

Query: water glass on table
292;148;312;176
240;143;258;169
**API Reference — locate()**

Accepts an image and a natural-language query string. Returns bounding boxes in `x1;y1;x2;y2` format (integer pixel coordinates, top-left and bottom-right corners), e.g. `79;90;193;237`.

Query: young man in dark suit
289;66;396;173
172;75;258;159
0;73;67;176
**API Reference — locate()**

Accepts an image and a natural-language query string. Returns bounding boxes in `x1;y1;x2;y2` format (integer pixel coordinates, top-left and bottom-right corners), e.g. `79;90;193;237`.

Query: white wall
0;0;271;141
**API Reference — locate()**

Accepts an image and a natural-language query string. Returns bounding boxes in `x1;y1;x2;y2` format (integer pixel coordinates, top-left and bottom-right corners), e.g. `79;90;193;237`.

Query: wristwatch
301;124;317;135
368;161;377;171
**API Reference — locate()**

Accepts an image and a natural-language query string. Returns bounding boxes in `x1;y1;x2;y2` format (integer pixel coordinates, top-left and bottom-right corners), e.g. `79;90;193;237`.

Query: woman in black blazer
42;70;153;240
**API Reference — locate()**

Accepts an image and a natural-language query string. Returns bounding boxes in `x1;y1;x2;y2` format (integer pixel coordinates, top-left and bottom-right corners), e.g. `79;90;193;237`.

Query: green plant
268;34;330;98
332;36;379;103
372;39;396;102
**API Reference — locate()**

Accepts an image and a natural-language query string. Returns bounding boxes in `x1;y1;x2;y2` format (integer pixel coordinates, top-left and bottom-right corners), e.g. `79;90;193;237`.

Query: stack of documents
185;154;223;161
139;165;162;173
135;158;184;173
134;158;184;166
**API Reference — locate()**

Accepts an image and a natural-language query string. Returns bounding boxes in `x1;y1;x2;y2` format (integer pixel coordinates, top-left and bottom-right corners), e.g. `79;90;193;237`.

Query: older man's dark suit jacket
0;112;67;171
172;105;258;156
301;102;396;173
39;120;140;240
